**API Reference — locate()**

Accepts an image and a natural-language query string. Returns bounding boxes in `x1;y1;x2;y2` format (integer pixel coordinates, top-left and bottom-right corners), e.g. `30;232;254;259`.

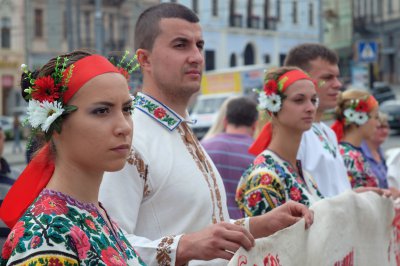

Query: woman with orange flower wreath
331;90;381;189
0;50;146;265
236;67;324;217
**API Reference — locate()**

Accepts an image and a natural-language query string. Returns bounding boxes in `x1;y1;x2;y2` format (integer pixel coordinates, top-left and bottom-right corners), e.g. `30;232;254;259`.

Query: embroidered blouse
339;142;379;189
1;189;145;266
236;150;323;217
100;92;236;266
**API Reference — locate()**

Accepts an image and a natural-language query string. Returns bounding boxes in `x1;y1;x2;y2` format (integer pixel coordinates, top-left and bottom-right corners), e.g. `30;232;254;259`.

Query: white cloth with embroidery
100;93;230;266
297;122;351;197
228;191;398;266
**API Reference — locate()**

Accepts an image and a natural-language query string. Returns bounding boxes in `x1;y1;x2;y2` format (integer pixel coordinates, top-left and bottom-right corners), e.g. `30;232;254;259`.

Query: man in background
202;96;258;219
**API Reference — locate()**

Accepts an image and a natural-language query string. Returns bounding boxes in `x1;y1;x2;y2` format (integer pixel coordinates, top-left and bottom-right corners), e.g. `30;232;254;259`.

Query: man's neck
225;125;253;137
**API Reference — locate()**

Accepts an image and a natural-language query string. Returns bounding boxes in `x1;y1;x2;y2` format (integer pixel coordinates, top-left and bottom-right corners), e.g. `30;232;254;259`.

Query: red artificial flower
263;79;278;96
289;187;302;202
247;191;262;207
118;67;130;81
101;247;126;266
31;195;69;216
354;100;368;112
154;107;167;119
32;76;60;102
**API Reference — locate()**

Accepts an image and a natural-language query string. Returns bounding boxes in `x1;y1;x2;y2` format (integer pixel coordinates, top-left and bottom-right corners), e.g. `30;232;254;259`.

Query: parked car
370;82;396;104
380;100;400;130
189;93;238;140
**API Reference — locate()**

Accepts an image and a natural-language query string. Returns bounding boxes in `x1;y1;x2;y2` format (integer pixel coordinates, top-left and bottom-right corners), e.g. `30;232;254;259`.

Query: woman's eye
93;108;109;114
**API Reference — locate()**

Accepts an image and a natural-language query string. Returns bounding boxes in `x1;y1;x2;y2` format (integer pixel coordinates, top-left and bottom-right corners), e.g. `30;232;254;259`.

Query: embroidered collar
134;92;192;131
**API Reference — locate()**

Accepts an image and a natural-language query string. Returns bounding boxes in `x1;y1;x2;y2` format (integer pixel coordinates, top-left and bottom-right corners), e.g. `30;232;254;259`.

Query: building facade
0;0;158;116
164;0;320;70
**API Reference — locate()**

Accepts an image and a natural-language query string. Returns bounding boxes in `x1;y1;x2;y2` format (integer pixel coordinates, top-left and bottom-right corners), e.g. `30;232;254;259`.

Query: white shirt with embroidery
100;92;231;266
297;122;351;197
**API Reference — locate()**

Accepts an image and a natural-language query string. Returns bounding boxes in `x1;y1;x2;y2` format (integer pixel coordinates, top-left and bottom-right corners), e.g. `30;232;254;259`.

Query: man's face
144;18;204;99
308;58;342;111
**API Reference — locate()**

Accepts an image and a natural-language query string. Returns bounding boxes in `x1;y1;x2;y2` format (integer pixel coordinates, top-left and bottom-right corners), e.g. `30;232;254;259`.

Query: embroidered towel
229;191;399;266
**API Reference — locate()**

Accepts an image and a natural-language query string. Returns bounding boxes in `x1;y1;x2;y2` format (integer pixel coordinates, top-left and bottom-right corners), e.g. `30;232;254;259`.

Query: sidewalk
3;139;27;168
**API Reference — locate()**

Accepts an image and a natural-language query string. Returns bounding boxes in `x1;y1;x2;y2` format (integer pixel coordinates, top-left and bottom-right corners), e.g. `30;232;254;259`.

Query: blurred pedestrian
0;50;145;265
361;112;389;188
284;43;351;198
201;96;258;219
331;90;380;189
236;67;323;216
99;3;314;265
12;114;22;154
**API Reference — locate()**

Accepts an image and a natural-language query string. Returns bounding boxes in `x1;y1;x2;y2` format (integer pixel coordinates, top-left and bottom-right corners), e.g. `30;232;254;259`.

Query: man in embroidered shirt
100;3;313;266
284;43;352;197
201;96;258;219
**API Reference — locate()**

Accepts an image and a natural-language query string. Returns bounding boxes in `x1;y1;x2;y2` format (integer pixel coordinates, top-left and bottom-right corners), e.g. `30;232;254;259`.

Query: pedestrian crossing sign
358;41;378;63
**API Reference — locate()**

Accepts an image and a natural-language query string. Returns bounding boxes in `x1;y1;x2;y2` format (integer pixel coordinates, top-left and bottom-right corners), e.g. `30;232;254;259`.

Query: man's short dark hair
134;3;199;51
284;43;338;72
226;97;258;127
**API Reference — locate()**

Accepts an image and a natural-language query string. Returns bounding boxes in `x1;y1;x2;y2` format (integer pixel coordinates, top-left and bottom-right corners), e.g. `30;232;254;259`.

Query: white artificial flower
20;64;27;72
258;93;268;110
39;101;65;132
354;112;369;125
344;109;356;122
266;94;282;113
27;100;44;128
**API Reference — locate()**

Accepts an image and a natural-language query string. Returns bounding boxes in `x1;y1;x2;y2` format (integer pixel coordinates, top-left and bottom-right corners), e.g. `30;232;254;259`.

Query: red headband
249;70;315;156
0;55;120;228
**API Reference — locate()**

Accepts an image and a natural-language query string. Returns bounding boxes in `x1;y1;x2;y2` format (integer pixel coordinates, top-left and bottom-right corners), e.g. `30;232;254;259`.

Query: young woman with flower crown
235;67;323;217
331;90;380;189
0;50;146;265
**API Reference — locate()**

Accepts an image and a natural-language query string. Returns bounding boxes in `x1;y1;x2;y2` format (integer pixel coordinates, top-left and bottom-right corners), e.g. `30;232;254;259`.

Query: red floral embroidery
289;187;302;202
254;155;266;165
263;253;281;266
48;258;63;266
85;218;97;231
154;107;167;119
260;173;273;185
101;247;126;266
247;191;262;207
264;79;278;96
32;195;69;216
1;240;12;259
30;235;41;249
2;221;25;259
70;226;91;259
31;76;60;102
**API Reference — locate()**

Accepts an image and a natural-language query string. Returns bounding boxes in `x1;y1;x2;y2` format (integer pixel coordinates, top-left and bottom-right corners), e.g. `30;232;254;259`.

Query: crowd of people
0;2;399;265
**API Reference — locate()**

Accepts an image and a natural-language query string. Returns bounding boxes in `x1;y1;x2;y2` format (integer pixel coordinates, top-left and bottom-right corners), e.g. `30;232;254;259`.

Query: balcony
229;14;243;27
263;17;277;30
247;15;260;29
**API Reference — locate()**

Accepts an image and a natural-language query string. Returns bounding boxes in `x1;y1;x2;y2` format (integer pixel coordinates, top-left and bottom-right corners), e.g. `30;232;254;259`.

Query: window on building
247;0;253;28
244;43;255;65
388;0;393;15
276;0;281;21
109;13;115;45
230;53;237;67
263;0;269;29
205;50;215;71
212;0;218;16
1;17;11;48
192;0;198;13
84;11;91;47
308;2;313;26
292;1;298;24
264;54;270;64
35;9;43;38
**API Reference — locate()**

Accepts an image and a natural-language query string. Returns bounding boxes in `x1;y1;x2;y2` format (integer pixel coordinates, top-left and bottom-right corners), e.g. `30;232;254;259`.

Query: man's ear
136;49;150;69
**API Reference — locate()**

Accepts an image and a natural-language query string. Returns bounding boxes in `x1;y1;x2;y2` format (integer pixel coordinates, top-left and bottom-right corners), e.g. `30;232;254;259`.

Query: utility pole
95;0;103;55
66;0;74;51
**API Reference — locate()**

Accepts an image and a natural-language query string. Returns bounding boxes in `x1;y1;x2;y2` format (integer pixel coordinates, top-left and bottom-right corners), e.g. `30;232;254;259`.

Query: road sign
358;41;378;63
